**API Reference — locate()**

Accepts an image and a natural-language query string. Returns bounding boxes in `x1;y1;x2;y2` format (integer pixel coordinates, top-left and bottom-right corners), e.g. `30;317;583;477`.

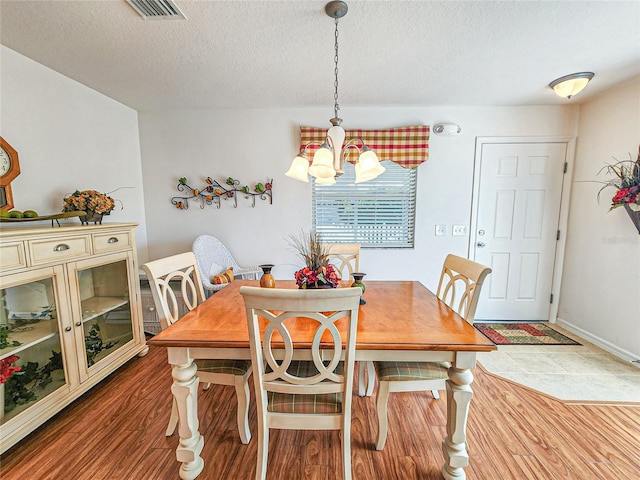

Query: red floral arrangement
599;146;640;211
294;264;340;289
0;354;21;384
289;230;341;289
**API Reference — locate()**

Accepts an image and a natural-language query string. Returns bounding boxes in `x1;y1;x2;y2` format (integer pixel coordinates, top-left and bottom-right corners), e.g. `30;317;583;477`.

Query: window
312;160;417;248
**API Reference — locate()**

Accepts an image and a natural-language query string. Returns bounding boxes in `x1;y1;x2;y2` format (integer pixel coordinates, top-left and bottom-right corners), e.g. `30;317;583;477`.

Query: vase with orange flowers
62;189;116;224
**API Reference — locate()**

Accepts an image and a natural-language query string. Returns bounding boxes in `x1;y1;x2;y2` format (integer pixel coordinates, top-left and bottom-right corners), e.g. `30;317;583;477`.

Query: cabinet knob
107;237;119;244
65;326;72;332
54;243;70;252
148;306;155;312
75;321;82;327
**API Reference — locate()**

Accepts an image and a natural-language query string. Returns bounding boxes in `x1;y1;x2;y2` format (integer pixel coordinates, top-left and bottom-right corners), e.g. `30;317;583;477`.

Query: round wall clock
0;137;21;211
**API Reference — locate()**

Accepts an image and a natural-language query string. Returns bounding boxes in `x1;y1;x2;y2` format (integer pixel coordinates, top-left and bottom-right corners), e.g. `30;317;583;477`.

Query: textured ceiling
1;0;639;112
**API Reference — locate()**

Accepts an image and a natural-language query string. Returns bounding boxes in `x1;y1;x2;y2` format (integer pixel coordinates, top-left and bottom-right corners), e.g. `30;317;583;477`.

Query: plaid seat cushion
196;359;251;375
374;361;449;382
269;360;343;377
265;360;344;414
267;391;342;414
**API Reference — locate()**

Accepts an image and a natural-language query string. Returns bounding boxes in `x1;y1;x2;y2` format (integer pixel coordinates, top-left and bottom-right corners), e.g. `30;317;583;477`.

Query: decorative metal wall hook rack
172;176;273;209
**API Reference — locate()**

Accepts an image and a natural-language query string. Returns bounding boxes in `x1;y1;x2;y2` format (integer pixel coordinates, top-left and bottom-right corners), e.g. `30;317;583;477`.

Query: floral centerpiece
63;189;116;224
598;146;640;234
598;146;640;212
289;231;340;289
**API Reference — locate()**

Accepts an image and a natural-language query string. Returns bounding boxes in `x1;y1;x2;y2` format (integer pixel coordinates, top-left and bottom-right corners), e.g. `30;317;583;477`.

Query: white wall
558;78;640;361
0;46;149;260
139;105;578;292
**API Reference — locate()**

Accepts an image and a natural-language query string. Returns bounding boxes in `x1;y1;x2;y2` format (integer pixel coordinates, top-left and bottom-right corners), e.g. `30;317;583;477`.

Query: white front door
472;141;568;321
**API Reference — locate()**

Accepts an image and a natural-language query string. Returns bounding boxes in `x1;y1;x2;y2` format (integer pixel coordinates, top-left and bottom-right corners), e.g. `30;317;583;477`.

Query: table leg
171;358;204;480
441;365;474;480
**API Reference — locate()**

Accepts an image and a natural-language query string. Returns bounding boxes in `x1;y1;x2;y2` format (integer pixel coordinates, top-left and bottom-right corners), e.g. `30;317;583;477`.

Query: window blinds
312;161;417;248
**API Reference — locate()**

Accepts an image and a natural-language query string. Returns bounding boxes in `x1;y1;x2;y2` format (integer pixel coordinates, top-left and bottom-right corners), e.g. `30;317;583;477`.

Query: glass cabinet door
0;271;67;425
73;255;135;376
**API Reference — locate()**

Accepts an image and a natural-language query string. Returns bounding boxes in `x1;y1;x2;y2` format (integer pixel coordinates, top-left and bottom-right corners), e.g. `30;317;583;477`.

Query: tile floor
476;325;640;404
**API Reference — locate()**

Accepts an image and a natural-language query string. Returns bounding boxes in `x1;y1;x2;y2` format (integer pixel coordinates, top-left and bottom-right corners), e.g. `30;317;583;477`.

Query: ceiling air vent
126;0;187;20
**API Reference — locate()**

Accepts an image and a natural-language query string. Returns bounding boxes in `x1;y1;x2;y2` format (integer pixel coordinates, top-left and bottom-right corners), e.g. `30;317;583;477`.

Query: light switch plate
435;224;447;236
452;225;468;236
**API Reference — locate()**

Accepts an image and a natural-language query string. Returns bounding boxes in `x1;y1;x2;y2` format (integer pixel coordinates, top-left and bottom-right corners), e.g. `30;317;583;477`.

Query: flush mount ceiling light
285;1;384;185
549;72;594;99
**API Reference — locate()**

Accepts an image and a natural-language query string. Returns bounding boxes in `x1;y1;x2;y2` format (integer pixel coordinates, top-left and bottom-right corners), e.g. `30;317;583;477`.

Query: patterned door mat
474;323;581;345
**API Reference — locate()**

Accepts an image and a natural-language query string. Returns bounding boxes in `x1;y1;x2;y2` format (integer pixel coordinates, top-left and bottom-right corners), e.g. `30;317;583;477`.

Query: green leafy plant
85;323;117;367
3;350;63;414
0;325;22;350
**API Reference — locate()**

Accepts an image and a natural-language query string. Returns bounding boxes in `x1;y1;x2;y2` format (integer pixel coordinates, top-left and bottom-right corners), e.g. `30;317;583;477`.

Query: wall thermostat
433;123;461;136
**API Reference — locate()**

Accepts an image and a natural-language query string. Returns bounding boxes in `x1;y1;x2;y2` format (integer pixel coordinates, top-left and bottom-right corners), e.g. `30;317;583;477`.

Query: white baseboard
555;317;640;366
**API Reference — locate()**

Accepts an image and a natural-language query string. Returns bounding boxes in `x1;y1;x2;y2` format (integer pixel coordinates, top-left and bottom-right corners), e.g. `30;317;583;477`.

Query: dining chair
372;254;491;450
141;252;252;444
239;286;361;480
192;234;262;297
321;243;374;397
322;243;361;283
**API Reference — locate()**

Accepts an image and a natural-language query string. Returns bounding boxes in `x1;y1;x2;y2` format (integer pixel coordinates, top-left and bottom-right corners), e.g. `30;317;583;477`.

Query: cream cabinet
0;223;147;453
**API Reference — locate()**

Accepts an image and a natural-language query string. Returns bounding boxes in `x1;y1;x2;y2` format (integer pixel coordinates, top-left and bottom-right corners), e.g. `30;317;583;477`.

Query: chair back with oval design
371;254;491;451
240;286;361;480
322;243;361;283
436;254;492;324
141;252;205;330
142;252;253;444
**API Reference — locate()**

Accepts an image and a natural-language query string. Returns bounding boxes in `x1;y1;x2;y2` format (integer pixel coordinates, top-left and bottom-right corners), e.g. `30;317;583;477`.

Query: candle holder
351;272;366;305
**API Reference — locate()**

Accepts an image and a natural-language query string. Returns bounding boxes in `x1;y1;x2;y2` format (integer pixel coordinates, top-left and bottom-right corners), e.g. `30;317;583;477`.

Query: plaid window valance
300;125;429;169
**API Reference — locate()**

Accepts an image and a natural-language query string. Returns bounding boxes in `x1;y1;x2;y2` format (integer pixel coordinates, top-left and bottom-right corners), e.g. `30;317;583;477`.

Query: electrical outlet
452;225;468;236
435;224;447;236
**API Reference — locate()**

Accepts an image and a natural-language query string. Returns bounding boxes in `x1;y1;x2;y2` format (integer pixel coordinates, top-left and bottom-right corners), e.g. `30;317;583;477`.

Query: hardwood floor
1;343;639;480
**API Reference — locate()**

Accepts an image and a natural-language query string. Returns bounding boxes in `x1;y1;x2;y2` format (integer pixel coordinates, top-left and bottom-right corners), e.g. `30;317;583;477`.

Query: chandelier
285;1;384;185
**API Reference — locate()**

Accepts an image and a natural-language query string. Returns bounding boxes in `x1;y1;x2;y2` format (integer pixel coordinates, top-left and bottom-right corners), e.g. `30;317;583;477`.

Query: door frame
469;136;576;323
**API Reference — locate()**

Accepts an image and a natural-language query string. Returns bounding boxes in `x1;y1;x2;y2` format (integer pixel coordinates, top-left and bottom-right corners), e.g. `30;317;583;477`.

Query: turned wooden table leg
441;354;475;480
169;348;204;480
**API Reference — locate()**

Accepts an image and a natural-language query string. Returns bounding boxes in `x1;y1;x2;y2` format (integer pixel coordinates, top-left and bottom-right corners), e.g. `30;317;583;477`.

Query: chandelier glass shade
284;153;311;183
308;141;336;179
285;1;385;186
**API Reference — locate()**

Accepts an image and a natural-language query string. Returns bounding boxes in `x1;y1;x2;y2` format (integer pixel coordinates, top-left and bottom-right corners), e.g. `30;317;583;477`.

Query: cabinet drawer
93;231;131;253
0;241;27;270
28;235;91;265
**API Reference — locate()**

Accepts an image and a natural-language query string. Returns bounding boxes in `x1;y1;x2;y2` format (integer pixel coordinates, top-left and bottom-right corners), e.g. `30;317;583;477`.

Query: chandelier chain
333;16;340;119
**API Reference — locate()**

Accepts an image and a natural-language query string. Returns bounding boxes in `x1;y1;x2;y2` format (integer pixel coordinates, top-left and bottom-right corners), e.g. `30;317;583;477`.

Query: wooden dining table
148;280;496;480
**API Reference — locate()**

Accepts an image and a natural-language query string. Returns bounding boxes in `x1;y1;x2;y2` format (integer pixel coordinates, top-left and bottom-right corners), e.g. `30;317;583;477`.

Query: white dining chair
141;252;252;444
372;254;491;450
240;286;361;480
321;243;374;397
322;243;361;283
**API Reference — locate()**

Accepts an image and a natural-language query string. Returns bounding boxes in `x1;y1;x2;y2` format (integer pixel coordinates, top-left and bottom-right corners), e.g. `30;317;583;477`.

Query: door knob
477;242;486;248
